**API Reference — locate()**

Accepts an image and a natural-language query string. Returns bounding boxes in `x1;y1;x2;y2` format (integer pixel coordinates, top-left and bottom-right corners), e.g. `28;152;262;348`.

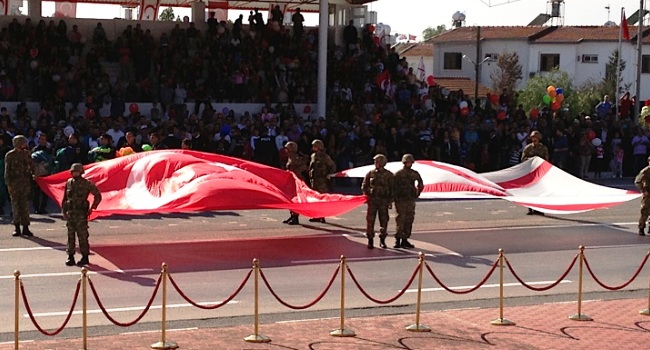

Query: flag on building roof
408;34;417;41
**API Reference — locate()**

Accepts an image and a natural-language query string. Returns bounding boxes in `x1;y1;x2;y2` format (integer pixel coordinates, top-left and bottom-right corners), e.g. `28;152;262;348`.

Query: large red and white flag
139;0;161;21
335;157;639;214
37;150;366;220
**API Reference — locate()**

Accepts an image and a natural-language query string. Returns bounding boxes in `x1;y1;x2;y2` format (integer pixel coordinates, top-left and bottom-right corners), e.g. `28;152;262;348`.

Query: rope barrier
168;269;252;310
583;252;650;291
505;254;578;292
260;266;340;310
346;263;419;304
424;259;498;294
21;280;80;336
88;274;161;327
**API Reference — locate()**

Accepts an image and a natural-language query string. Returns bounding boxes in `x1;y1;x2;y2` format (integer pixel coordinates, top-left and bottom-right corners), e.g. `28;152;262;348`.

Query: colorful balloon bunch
543;85;564;111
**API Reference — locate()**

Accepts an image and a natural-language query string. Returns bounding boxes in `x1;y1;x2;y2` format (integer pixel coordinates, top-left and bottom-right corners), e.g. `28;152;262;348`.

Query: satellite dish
604;20;616;27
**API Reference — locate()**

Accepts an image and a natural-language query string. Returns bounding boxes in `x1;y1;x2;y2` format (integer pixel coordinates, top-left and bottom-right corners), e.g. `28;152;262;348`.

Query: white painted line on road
27;300;239;318
545;299;602;305
404;280;572;293
0;340;34;345
0;268;155;279
120;327;198;335
585;244;647;250
0;246;64;252
422;222;640;234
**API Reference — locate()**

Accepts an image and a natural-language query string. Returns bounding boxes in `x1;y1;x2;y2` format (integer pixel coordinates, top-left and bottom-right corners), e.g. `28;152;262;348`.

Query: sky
37;0;648;41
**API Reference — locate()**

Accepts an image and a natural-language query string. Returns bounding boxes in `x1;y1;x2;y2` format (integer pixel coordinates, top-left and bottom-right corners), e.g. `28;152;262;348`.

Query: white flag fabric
334;157;639;214
417;57;426;81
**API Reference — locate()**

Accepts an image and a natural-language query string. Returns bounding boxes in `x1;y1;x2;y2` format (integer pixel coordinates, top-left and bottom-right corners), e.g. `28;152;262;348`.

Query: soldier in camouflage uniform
309;139;336;223
393;154;424;248
62;163;102;266
361;154;394;249
635;156;650;236
521;130;548;215
5;135;34;237
283;141;307;225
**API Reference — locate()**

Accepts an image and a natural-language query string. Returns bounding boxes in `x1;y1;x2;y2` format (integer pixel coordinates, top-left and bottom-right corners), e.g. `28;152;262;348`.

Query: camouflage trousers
395;200;416;239
9;183;31;226
66;211;90;256
640;196;650;229
366;200;389;239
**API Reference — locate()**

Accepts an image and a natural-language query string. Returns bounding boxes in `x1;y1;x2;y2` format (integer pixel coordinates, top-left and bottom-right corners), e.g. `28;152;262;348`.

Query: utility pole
635;0;644;122
474;26;481;102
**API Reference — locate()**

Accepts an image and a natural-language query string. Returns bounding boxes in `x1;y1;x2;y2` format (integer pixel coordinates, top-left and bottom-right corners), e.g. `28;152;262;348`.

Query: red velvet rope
346;264;419;304
424;259;498;294
259;266;339;310
505;254;578;291
168;269;252;310
21;280;80;336
88;275;161;327
583;252;650;291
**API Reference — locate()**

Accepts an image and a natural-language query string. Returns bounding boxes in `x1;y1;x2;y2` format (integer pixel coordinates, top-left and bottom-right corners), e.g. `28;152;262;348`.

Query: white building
428;25;642;100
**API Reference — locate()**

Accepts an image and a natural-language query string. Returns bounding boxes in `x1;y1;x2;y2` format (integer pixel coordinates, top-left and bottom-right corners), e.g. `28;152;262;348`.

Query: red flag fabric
54;1;77;18
36;150;366;220
139;0;161;21
408;34;417;41
622;9;631;41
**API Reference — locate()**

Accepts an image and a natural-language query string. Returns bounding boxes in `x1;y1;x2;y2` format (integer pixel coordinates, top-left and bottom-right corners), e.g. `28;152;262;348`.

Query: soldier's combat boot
401;239;415;249
282;214;293;224
287;214;300;225
640;228;646;236
21;225;33;237
65;255;76;266
379;237;387;249
367;237;374;249
77;255;90;266
393;239;402;249
11;224;20;237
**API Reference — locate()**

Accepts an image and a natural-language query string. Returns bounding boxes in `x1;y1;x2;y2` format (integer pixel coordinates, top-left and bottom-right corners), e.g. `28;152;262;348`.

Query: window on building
443;52;462;70
540;54;560;71
581;54;598;63
485;53;498;61
643;55;650;73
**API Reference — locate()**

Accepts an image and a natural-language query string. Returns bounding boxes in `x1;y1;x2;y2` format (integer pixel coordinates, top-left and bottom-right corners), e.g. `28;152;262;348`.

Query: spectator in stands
292;8;305;41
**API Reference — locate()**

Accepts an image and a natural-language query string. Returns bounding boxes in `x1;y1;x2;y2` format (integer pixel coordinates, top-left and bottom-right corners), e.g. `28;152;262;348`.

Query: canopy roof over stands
81;0;376;11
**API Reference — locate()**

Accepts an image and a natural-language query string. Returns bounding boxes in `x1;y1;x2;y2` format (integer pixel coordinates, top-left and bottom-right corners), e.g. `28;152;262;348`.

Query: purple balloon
222;107;230;114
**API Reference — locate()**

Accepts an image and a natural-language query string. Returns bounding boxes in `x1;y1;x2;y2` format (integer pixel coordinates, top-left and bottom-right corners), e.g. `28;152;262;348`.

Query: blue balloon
556;88;564;95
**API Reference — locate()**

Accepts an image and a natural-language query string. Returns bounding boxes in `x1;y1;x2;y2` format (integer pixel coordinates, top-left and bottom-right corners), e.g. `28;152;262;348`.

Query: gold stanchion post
151;263;179;349
491;249;515;326
80;268;89;350
640;250;650;315
14;270;20;350
406;252;431;332
330;256;356;337
569;246;592;321
244;259;271;343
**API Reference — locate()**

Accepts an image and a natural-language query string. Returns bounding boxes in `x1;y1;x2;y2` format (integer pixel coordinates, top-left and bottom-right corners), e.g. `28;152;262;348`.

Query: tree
518;69;574;114
604;50;630;97
422;25;447;41
490;51;522;96
159;7;176;21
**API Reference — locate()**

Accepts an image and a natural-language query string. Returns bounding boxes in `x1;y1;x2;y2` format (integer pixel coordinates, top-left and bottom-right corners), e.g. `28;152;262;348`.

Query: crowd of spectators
0;13;644;212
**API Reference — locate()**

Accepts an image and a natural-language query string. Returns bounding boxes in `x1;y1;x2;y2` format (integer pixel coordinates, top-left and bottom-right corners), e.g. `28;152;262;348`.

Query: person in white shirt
105;123;125;147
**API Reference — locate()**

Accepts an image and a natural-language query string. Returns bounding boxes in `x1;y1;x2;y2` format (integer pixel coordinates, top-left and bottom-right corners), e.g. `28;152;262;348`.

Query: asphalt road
1;177;648;343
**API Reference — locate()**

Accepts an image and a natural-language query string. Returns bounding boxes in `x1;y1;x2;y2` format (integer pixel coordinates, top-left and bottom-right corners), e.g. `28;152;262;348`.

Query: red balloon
497;111;506;120
426;75;435;86
460;107;469;116
129;103;139;114
551;101;560;110
490;94;499;104
645;99;650;107
587;130;596;141
84;109;95;119
530;108;539;118
303;105;312;113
